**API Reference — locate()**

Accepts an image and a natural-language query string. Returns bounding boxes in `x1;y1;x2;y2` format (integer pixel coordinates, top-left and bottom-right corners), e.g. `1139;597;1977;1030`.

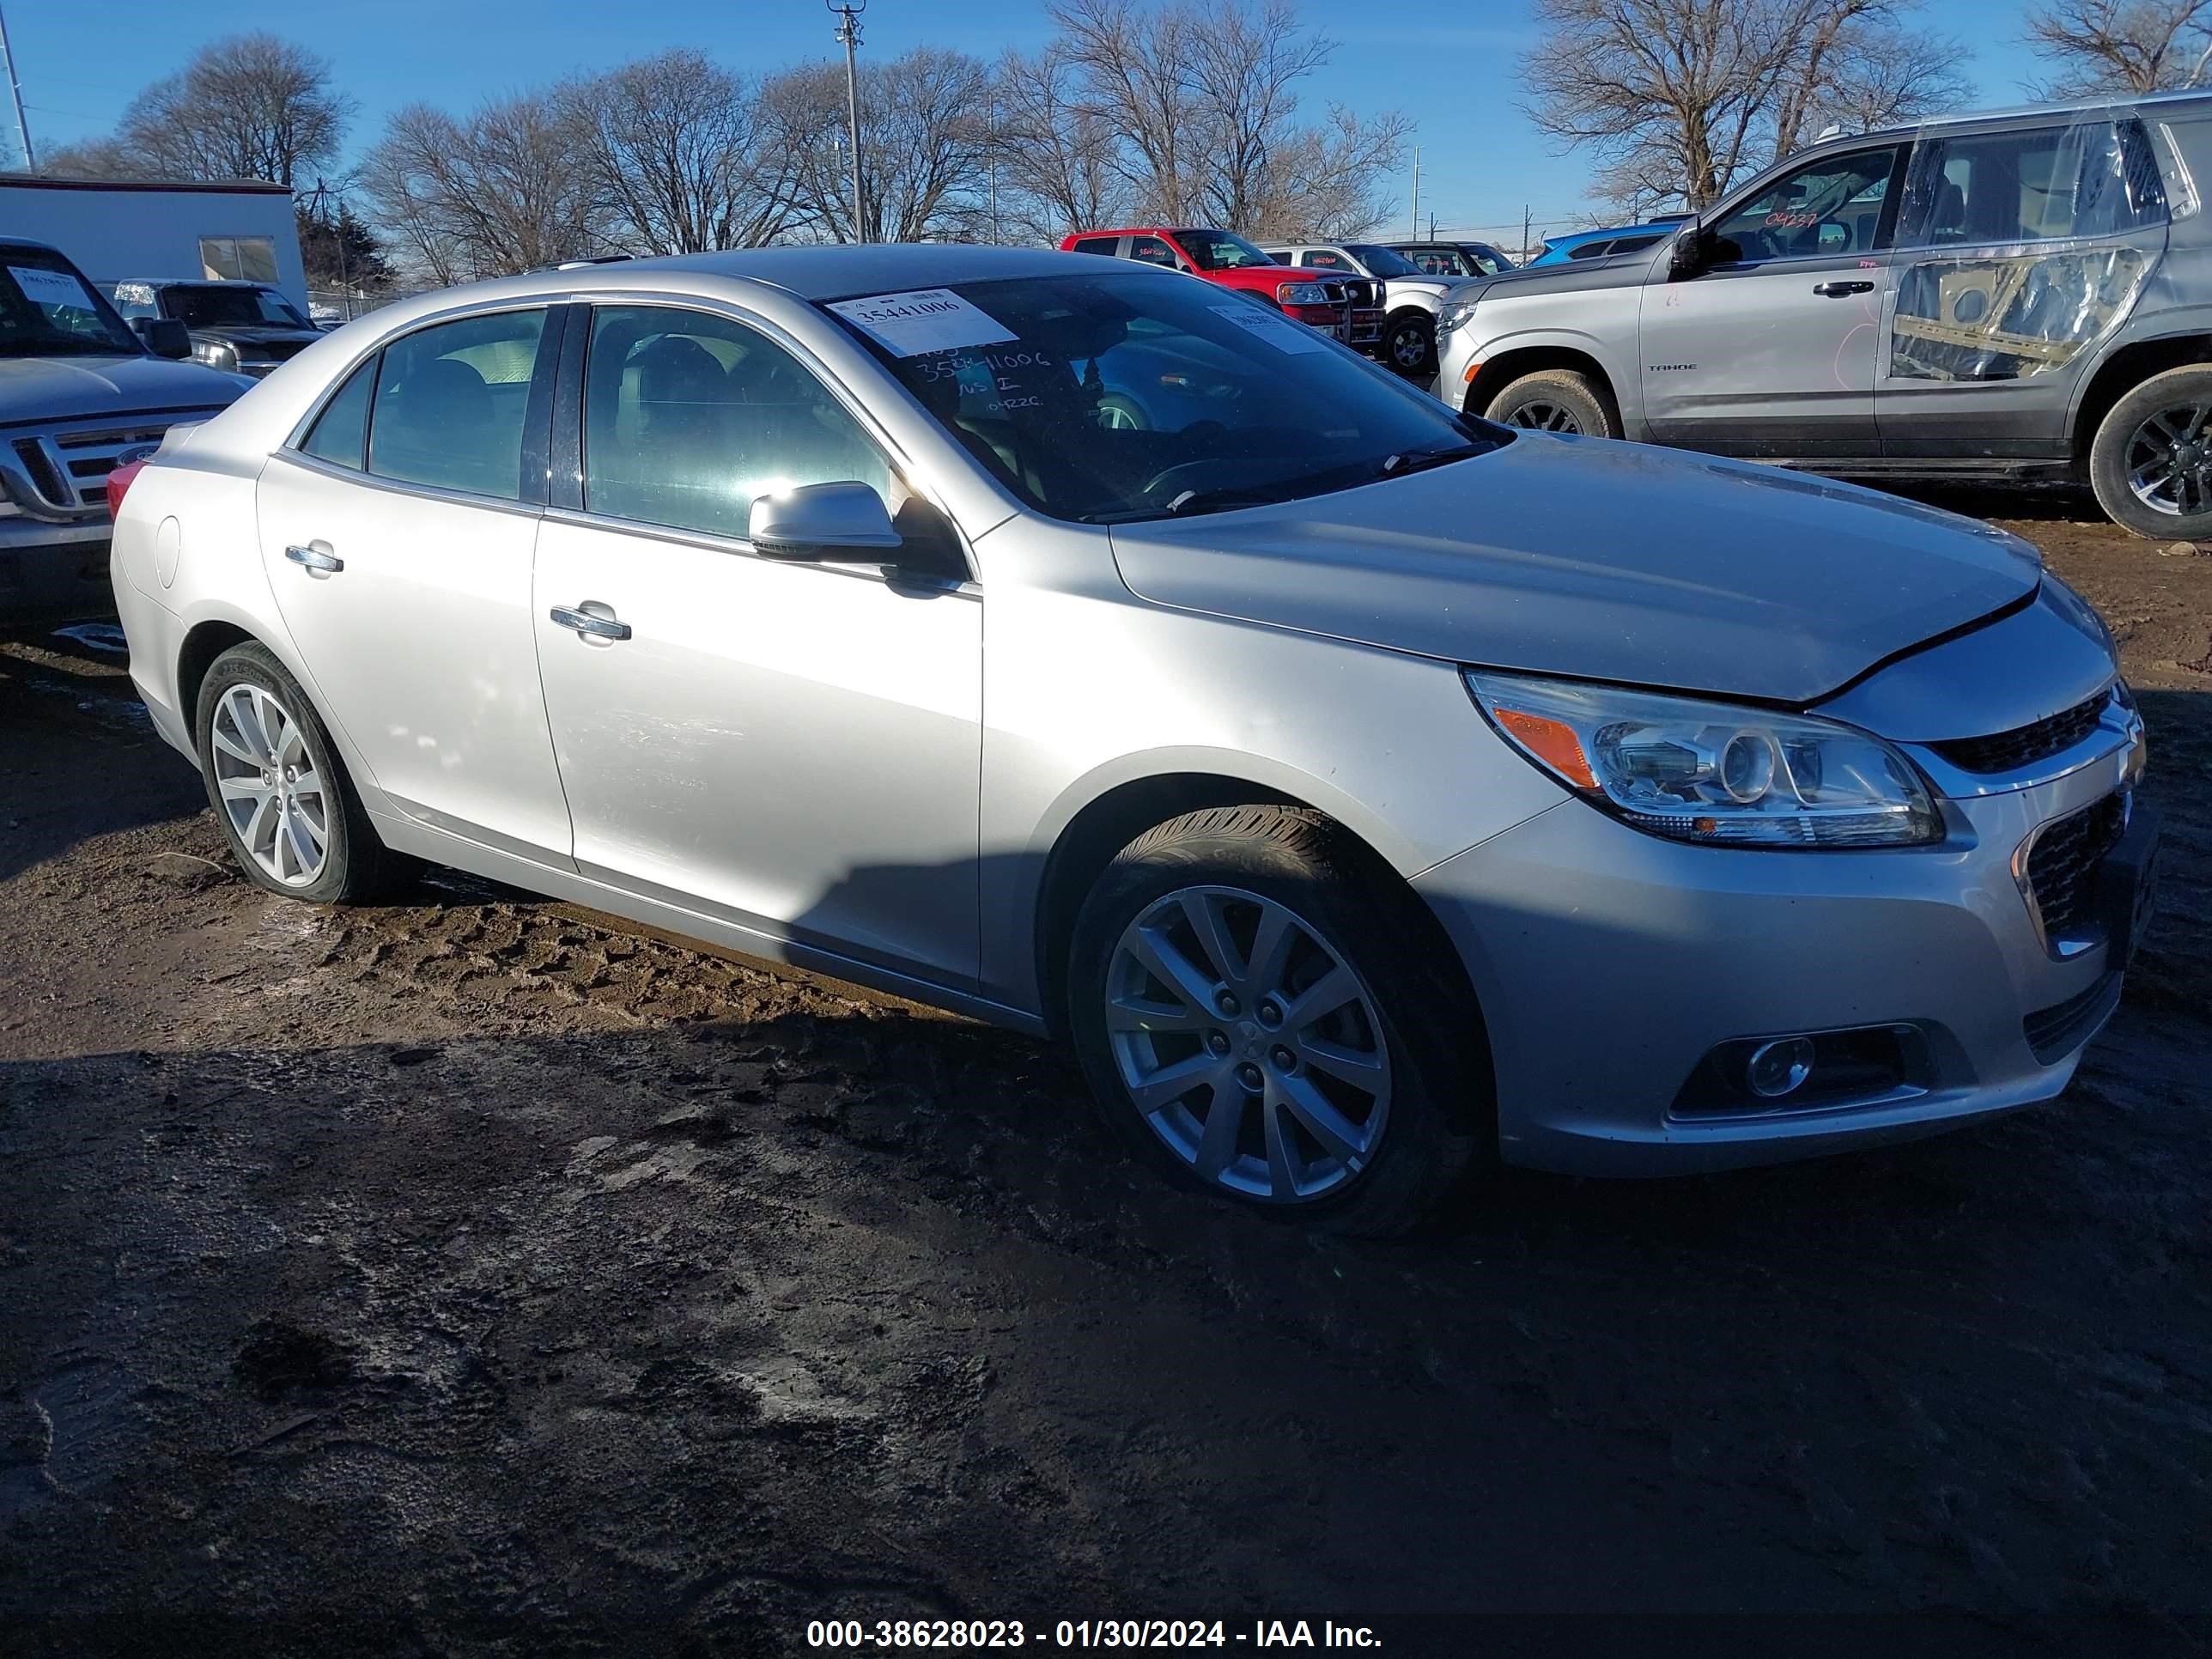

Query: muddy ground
3;492;2209;1656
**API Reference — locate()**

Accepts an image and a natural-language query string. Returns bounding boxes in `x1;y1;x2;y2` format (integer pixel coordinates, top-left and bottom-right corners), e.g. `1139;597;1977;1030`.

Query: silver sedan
107;246;2155;1235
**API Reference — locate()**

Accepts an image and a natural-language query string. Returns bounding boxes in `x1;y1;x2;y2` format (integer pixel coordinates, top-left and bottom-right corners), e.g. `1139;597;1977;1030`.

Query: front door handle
549;603;632;643
285;542;343;574
1812;280;1875;297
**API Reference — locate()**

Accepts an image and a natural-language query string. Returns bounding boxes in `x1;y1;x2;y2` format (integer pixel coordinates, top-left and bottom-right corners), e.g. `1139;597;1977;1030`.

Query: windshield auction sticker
1207;301;1325;355
828;289;1018;357
9;265;100;314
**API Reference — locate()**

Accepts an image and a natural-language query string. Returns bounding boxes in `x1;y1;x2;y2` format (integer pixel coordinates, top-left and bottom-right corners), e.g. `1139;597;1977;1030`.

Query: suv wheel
1485;368;1616;438
195;641;417;903
2089;365;2212;538
1384;309;1437;377
1067;806;1480;1237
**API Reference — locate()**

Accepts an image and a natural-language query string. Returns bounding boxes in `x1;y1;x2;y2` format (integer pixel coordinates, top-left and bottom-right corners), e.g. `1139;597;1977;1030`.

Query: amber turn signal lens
1492;706;1599;791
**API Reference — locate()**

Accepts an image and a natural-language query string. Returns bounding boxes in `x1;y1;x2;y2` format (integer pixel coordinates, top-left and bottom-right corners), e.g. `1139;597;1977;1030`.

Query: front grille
260;338;310;362
4;417;214;514
1934;689;2110;774
2023;972;2121;1064
2026;793;2127;941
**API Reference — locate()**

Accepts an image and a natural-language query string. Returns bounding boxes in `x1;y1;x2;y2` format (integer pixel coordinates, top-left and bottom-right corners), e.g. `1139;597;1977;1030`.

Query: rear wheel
1067;806;1481;1237
1484;368;1616;437
195;641;417;903
2088;365;2212;538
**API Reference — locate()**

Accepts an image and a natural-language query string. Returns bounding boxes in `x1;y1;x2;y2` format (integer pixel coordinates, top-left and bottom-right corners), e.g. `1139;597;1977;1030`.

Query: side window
1567;240;1614;261
583;306;890;542
1304;250;1350;270
301;355;379;471
1071;236;1120;257
108;282;159;319
1898;121;2166;248
368;310;549;501
1710;147;1903;264
1128;235;1180;268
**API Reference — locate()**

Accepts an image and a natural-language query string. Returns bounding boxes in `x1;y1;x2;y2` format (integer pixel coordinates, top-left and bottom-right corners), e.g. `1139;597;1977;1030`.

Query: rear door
256;305;575;866
1877;115;2169;458
1637;143;1907;458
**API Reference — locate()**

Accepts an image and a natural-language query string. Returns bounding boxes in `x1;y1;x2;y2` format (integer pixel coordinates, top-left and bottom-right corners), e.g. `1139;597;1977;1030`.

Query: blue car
1527;222;1679;266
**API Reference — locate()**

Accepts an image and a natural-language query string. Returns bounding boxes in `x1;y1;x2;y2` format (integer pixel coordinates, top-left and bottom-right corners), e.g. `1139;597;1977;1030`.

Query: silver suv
1263;242;1477;377
1436;90;2212;538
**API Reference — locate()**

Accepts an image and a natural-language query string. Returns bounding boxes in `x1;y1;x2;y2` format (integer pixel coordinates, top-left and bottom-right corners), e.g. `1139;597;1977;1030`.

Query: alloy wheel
1504;400;1583;434
209;683;328;887
1389;321;1431;371
1103;885;1391;1203
2124;403;2212;515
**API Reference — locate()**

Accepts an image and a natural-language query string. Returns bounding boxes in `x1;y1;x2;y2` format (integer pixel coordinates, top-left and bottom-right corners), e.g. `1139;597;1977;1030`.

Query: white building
0;175;307;308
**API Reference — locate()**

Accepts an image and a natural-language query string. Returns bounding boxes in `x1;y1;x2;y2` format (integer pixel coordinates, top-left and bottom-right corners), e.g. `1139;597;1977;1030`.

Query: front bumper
1414;738;2145;1176
0;516;114;624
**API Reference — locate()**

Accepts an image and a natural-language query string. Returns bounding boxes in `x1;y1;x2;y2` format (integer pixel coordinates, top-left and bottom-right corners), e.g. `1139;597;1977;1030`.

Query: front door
255;305;574;866
1638;144;1906;459
531;303;983;987
1877;116;2170;459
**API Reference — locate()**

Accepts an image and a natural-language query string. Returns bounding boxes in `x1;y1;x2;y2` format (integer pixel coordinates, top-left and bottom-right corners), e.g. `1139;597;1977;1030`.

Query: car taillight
106;459;148;519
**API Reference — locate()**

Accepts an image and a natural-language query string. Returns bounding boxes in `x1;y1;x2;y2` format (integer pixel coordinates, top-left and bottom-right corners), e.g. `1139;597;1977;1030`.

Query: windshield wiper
1376;441;1490;479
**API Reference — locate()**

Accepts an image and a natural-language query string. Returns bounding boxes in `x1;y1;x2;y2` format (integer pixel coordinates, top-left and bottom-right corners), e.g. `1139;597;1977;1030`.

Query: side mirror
1668;226;1707;281
137;318;191;360
748;481;902;562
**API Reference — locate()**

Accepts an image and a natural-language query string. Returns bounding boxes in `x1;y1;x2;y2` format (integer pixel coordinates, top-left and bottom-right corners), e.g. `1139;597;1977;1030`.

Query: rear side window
1128;235;1180;268
1071;236;1119;256
1898;119;2166;247
1304;250;1352;270
301;356;377;470
368;309;549;501
582;305;889;541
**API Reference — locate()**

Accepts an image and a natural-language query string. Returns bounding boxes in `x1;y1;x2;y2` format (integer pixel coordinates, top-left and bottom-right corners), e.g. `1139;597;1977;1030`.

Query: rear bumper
0;519;114;624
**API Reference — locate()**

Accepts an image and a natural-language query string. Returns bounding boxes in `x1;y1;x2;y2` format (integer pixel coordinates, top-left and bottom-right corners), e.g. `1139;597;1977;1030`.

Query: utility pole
0;6;34;174
828;0;868;243
1408;147;1419;243
1522;204;1532;262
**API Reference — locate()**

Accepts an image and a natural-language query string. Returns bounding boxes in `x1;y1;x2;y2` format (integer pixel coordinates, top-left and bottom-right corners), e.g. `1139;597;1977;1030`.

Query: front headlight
1437;299;1479;334
191;340;240;373
1276;280;1332;306
1466;671;1942;848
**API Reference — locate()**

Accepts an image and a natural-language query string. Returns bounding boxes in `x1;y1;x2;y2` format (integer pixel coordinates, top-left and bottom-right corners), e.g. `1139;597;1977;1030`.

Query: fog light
1746;1037;1814;1099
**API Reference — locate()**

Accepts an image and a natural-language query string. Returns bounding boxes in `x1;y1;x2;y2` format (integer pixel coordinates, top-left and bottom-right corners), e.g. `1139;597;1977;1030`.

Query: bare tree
1048;0;1202;220
994;46;1132;240
1522;0;1967;211
29;137;137;179
359;95;600;281
2027;0;2212;94
760;48;994;243
114;33;353;186
562;50;802;254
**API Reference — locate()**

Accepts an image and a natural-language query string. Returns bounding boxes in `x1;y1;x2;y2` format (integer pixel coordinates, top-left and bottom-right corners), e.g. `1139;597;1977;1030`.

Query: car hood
186;324;320;350
1105;434;2043;705
0;352;246;423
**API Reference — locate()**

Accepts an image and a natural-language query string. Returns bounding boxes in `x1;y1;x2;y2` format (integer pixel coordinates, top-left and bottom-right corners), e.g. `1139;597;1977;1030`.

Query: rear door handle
284;543;343;574
1812;280;1875;297
549;603;632;642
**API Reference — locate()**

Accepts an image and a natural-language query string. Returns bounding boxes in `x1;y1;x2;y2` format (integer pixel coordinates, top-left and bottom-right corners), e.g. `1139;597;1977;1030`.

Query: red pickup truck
1058;225;1385;354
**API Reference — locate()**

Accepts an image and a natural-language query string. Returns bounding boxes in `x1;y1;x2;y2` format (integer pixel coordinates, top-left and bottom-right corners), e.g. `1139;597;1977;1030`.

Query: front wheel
1067;806;1481;1237
2088;365;2212;538
1483;368;1616;437
1383;309;1437;377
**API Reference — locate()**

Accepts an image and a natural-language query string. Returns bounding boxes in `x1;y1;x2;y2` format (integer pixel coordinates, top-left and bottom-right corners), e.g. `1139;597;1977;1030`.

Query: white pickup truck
0;237;248;624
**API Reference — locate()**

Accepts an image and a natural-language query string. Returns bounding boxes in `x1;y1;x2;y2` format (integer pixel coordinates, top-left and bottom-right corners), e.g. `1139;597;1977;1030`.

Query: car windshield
1173;228;1277;271
0;252;141;356
162;284;311;328
1346;243;1420;277
826;270;1504;526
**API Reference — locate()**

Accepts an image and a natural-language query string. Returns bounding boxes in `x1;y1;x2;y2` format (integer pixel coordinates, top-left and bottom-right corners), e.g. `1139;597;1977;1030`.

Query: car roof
109;276;278;288
646;243;1144;299
1790;85;2212;155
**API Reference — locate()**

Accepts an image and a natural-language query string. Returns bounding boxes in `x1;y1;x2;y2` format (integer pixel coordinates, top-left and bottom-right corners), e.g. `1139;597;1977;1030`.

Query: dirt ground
3;490;2209;1656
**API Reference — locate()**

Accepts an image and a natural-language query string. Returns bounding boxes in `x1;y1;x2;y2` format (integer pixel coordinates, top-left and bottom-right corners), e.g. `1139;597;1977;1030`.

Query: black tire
1483;368;1616;437
1094;392;1152;431
194;641;418;903
2087;365;2212;538
1383;308;1437;378
1066;805;1485;1237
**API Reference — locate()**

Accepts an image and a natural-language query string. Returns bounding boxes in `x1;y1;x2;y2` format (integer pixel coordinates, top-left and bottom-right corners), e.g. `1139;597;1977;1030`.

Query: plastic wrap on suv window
2157;121;2203;222
1889;246;2152;382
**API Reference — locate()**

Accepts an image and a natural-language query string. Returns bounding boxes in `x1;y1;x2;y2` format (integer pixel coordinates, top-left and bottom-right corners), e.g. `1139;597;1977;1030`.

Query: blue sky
8;0;2055;241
